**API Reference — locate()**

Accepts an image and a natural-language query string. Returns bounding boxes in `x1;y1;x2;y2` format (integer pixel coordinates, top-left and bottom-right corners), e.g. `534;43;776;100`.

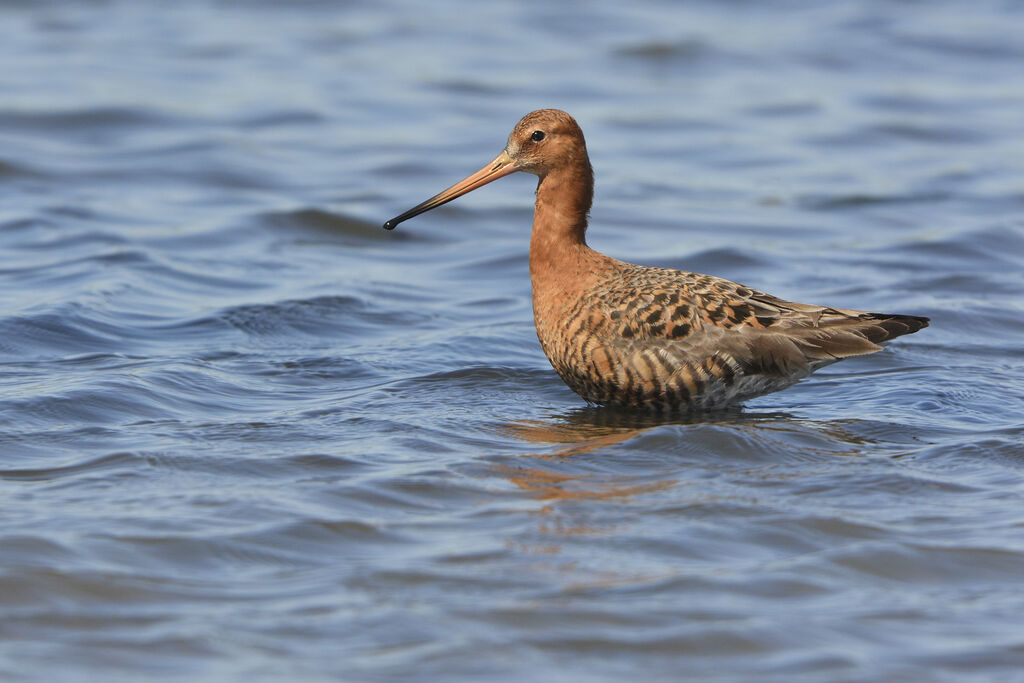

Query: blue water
1;1;1023;680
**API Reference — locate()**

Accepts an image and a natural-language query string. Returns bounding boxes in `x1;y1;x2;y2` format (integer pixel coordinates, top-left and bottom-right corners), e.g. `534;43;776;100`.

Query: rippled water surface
2;1;1024;680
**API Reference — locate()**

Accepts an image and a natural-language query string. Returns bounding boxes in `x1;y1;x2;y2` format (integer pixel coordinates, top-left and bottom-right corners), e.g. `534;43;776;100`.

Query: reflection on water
492;409;888;565
493;408;899;509
497;462;677;501
502;407;886;458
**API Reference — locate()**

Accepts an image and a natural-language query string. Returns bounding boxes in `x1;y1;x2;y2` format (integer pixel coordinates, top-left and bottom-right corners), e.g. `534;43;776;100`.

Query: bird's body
384;109;928;411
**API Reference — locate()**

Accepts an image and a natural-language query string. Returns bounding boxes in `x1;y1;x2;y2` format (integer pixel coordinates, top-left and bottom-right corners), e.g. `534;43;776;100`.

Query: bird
383;109;928;411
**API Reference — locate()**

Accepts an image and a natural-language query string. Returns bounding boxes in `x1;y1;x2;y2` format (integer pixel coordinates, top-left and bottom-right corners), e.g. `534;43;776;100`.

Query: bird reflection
501;405;790;457
484;406;884;585
491;406;878;503
491;406;782;502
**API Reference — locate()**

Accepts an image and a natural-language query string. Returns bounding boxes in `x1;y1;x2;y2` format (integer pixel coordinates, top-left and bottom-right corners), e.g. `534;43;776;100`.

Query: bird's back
533;258;928;410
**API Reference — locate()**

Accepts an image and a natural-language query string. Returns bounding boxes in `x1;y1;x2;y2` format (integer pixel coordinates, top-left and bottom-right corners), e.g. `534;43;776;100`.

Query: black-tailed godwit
384;109;928;410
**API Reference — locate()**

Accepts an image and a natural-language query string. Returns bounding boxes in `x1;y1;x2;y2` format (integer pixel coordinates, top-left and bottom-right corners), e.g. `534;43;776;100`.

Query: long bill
383;151;519;230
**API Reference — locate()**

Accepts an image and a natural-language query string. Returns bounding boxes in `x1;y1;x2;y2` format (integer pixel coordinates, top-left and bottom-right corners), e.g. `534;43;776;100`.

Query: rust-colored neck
529;156;595;281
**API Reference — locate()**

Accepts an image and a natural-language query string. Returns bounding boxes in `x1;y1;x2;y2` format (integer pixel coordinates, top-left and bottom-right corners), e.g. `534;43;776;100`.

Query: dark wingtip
863;313;930;343
896;314;930;332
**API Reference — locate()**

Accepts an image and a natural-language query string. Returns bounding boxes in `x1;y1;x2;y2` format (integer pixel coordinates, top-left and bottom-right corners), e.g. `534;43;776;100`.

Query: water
1;1;1023;680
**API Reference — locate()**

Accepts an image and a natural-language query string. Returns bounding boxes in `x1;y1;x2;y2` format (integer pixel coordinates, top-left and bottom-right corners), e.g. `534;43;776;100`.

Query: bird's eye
531;130;546;142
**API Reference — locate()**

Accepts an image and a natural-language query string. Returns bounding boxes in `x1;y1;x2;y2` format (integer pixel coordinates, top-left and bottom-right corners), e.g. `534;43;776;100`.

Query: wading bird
384;110;928;411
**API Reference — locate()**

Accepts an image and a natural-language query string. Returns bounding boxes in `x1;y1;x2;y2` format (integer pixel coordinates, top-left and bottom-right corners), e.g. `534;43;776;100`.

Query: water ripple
2;0;1024;680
